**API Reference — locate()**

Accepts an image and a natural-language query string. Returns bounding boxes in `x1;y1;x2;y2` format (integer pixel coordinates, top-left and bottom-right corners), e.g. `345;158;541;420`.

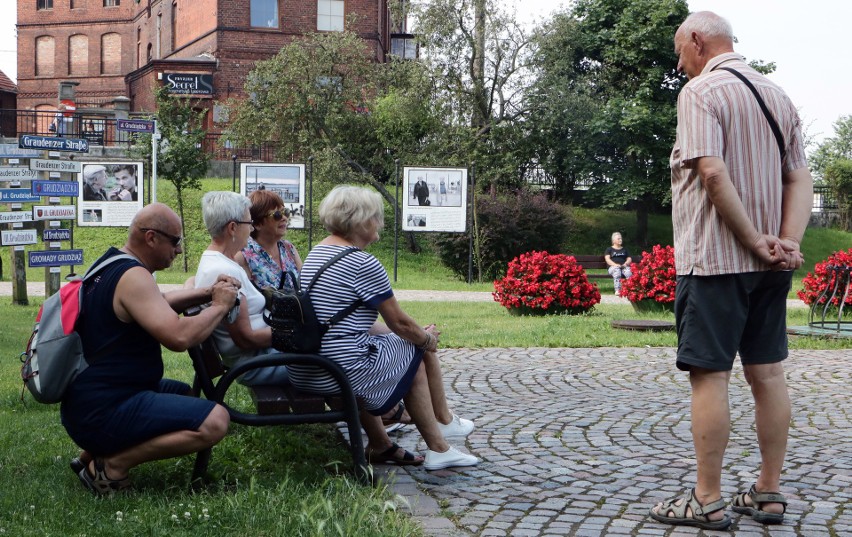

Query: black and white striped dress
287;245;423;414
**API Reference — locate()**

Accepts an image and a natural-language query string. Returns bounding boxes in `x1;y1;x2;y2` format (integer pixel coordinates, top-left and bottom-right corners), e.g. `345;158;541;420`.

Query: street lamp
232;154;238;192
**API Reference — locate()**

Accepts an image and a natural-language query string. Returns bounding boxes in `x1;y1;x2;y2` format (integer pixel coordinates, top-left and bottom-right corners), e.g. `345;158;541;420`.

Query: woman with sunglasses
194;191;289;387
235;190;302;292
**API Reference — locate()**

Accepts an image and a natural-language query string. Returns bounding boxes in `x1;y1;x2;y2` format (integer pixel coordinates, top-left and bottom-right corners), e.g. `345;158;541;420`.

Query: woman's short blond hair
319;185;384;239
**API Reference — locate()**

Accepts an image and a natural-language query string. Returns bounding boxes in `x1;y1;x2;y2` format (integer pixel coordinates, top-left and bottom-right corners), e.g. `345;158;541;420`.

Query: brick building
16;0;405;132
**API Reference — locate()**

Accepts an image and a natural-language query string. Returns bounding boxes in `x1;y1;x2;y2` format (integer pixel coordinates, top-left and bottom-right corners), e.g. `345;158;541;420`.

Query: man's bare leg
742;362;789;515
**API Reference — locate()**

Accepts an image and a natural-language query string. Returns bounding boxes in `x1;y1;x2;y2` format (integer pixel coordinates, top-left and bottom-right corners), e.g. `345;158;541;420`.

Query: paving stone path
367;347;850;536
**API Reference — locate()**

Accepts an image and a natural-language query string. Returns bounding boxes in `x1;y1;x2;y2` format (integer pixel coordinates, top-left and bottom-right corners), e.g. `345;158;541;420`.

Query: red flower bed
493;251;601;314
619;244;677;304
797;247;852;308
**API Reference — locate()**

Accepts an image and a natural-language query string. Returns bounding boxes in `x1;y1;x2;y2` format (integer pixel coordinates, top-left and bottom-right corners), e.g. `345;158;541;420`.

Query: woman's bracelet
417;332;433;351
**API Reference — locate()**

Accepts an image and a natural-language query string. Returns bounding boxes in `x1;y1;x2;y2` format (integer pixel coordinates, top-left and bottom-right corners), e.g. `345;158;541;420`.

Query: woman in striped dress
290;185;479;471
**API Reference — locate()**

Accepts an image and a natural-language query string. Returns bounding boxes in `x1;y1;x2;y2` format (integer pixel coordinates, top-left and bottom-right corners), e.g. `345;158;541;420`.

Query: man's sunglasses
141;228;182;247
266;208;291;221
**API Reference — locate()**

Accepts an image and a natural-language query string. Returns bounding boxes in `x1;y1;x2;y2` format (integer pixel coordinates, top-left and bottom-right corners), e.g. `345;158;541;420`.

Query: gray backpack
20;254;136;403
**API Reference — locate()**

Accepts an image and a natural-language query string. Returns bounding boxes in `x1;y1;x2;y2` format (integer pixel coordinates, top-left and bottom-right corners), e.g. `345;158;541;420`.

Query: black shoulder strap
307;247;363;325
306;247;360;292
81;253;138;282
715;66;786;161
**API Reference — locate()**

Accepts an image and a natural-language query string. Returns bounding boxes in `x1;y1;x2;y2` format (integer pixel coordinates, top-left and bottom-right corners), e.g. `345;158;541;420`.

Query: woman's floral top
241;236;300;291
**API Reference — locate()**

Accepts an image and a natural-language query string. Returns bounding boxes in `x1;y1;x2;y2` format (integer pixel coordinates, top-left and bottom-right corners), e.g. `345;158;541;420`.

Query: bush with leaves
493;251;601;314
619;244;677;304
434;191;571;280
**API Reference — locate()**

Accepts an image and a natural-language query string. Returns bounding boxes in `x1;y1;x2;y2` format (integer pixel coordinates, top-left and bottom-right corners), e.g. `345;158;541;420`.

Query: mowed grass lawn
1;179;849;535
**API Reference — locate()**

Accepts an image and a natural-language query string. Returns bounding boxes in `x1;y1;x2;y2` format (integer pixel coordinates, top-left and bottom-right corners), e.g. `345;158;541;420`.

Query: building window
70;0;80;8
317;0;344;32
104;0;120;6
171;2;177;51
146;43;153;63
37;0;53;9
136;28;141;69
101;33;122;74
251;0;278;28
390;34;418;60
69;35;89;75
156;12;162;58
35;36;55;76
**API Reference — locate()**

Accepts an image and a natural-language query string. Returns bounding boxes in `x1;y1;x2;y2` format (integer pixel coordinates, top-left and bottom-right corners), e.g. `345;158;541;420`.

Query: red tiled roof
0;69;17;93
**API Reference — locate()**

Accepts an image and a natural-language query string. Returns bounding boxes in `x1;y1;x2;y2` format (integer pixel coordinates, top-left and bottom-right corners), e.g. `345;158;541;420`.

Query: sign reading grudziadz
32;180;79;197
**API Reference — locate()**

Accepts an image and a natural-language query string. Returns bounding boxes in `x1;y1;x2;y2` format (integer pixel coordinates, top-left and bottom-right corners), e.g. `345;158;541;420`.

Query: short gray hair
680;11;734;41
319;185;384;239
83;165;106;184
201;191;251;238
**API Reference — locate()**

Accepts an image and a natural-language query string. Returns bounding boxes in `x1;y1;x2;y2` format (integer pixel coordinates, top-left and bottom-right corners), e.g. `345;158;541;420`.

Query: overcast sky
1;0;848;146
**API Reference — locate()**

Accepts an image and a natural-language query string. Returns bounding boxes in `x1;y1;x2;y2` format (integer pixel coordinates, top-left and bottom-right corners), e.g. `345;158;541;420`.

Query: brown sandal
366;443;424;466
732;484;787;524
77;458;132;495
649;488;732;530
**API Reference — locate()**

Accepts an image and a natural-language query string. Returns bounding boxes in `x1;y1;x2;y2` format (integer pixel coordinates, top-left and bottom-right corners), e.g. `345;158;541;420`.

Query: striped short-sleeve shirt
287;245;418;411
670;53;808;276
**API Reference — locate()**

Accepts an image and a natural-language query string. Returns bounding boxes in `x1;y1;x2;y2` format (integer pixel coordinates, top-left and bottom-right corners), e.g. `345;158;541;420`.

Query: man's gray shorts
674;270;793;371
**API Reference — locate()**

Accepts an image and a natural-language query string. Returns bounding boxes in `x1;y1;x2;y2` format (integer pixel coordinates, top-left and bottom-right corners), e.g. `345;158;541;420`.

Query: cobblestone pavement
365;347;850;536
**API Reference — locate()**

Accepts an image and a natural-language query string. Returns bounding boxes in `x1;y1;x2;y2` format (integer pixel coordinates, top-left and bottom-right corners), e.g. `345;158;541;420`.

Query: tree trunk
176;188;189;272
635;196;650;246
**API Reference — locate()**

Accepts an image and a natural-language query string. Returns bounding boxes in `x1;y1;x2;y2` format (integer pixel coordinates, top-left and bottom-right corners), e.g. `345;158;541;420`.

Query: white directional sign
0;211;34;223
32;205;76;221
1;229;38;246
29;159;83;173
0;167;39;180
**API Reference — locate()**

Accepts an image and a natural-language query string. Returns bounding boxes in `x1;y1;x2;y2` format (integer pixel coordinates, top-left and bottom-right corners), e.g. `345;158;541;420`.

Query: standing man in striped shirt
650;11;813;530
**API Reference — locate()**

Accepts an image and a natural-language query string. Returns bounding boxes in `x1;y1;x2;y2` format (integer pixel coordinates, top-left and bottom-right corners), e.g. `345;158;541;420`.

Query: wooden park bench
186;334;369;484
573;254;642;279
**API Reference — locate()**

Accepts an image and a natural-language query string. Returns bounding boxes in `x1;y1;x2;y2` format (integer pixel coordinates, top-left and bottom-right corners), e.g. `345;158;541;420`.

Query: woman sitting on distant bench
605;231;632;295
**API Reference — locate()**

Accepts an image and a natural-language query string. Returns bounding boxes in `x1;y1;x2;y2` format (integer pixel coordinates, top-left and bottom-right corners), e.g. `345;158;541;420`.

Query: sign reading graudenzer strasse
28;249;84;268
32;205;76;221
0;211;34;223
0;167;39;179
29;159;83;173
19;135;89;153
1;229;38;246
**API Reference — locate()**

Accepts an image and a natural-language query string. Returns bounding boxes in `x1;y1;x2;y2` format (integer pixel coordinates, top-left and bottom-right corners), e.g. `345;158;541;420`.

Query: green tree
824;159;852;231
132;85;209;271
811;115;852;180
225;26;440;251
549;0;689;244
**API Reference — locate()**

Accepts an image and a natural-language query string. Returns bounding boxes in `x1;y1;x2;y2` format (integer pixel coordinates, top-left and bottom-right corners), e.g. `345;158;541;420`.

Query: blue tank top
61;248;164;426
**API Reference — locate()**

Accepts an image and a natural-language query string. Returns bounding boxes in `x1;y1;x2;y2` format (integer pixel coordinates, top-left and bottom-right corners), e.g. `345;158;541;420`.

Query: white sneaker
437;413;475;437
424;446;480;471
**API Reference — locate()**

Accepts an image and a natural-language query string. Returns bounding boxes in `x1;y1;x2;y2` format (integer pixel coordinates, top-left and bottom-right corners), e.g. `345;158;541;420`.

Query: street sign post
28;249;84;268
29;159;82;173
31;181;79;197
19;135;90;153
0;189;41;203
116;119;155;133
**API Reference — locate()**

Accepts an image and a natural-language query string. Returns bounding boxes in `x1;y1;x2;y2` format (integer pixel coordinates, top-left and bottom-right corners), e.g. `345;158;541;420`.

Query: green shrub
434;191;571;280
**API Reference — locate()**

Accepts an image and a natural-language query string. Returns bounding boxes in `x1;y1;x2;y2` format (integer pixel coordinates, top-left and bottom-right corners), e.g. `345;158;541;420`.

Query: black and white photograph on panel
402;167;467;232
240;163;306;229
77;162;144;227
